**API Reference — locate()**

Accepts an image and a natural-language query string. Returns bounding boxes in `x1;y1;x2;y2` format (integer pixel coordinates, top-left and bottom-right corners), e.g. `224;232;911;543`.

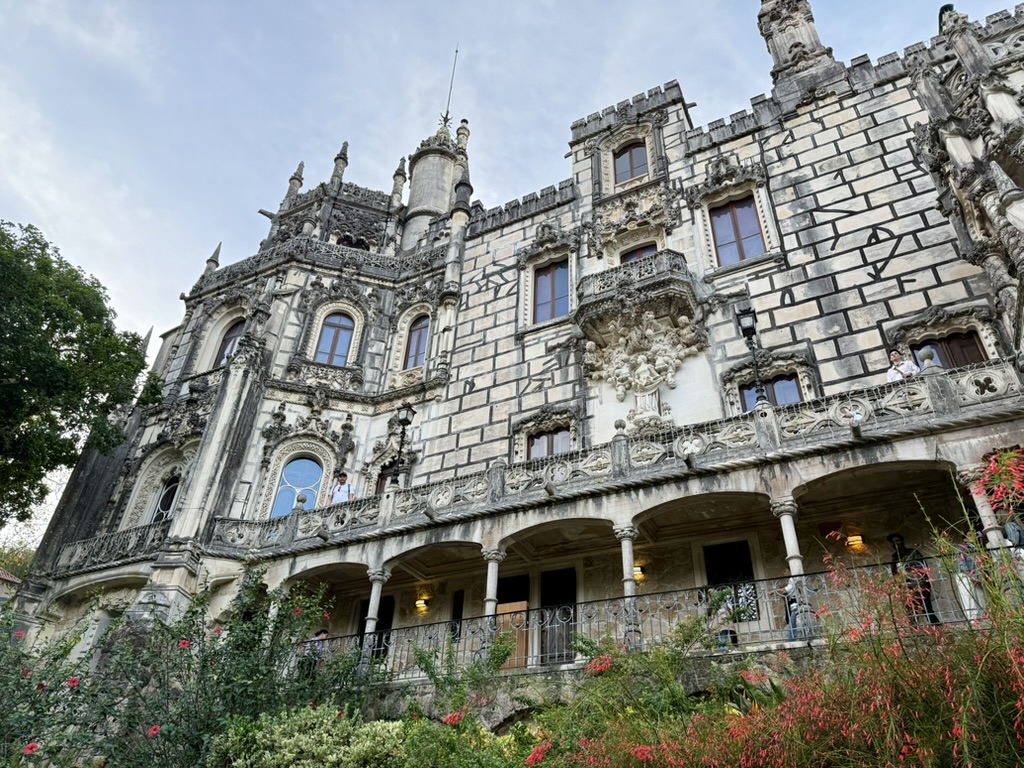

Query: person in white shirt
886;349;920;383
330;472;355;504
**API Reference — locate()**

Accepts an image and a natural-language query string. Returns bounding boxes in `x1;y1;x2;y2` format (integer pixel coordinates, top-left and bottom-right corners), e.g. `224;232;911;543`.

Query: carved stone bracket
591;184;672;256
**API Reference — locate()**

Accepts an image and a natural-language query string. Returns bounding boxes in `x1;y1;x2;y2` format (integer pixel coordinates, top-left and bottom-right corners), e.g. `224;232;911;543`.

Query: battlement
467;178;576;236
570;81;686;143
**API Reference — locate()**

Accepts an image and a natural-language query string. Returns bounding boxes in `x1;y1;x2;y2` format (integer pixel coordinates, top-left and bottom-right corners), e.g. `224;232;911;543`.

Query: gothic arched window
314;313;355;367
152;476;180;523
215;320;245;367
404;316;430;369
270;457;323;519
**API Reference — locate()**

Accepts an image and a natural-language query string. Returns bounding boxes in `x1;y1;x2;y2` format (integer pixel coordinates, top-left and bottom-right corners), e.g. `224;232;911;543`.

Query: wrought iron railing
306;562;974;680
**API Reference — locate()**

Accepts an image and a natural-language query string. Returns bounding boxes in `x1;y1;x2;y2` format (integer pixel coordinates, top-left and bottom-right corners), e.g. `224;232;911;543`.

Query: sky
0;0;1017;358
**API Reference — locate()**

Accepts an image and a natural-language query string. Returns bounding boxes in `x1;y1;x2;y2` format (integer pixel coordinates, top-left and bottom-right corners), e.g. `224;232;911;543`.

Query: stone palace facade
16;2;1024;670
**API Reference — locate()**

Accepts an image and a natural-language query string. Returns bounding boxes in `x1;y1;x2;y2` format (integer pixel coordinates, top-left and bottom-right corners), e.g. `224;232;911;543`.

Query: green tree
0;221;146;527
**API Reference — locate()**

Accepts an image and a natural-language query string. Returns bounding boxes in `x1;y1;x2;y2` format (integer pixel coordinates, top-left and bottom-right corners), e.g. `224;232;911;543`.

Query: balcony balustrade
305;560;983;681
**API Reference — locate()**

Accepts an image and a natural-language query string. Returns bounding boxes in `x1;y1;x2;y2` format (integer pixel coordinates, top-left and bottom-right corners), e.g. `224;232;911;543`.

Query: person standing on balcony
330;472;355;504
886;350;920;383
954;540;985;622
299;628;329;679
888;533;940;624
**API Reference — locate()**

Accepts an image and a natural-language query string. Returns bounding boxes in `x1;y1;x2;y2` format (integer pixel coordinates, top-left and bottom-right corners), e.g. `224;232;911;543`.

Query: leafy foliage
0;221;147;527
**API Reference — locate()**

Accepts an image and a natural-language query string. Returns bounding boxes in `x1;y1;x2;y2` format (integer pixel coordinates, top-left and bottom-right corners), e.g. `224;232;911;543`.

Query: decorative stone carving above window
720;350;819;415
511;404;580;463
258;393;354;470
886;305;1002;360
362;413;418;493
590;184;675;259
517;221;582;270
684;154;767;210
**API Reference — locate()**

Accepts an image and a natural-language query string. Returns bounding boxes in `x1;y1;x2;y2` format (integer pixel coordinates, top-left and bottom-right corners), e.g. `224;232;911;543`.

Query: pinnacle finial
204;242;222;274
291;161;304;182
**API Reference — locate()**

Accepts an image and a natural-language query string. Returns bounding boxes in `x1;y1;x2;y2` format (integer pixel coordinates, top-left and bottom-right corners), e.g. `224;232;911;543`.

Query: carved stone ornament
517;221;581;269
362;414;417;492
887;305;1001;360
684;154;768;209
591;184;672;256
121;442;198;529
259;397;349;469
286;360;365;393
300;273;381;321
583;311;702;428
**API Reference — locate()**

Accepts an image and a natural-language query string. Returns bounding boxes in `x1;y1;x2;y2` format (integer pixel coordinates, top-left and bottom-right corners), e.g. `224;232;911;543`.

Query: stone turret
758;0;846;112
399;121;467;251
279;161;304;211
329;142;349;193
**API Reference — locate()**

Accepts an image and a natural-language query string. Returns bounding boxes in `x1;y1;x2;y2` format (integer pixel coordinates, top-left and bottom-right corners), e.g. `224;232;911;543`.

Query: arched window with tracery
314;313;355;367
404;316;430;369
215;320;245;367
270;457;324;518
152;476;180;523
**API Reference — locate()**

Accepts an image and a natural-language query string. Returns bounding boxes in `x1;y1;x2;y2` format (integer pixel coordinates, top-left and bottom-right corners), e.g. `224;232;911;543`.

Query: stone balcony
49;359;1024;577
574;249;701;343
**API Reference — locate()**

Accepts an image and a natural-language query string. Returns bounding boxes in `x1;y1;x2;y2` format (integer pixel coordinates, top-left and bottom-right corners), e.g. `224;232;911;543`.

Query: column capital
483;548;506;563
367;568;391;584
770;496;798;519
614;525;639;542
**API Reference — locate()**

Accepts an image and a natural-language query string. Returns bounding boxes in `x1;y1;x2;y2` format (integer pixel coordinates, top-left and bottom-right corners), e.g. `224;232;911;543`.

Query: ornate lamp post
736;307;768;406
391;404;417;486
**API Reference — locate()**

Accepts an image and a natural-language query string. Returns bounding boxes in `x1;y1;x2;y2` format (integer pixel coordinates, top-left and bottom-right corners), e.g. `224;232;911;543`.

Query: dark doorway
359;594;395;659
702;540;759;623
540;567;576;664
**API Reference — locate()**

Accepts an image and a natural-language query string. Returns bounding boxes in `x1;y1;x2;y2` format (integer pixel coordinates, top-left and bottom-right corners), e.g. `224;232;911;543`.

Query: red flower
527;741;551;766
631;746;656;763
585;655;613;676
23;742;41;756
323;612;331;621
14;630;25;639
147;725;161;738
213;627;223;635
178;640;191;649
36;682;46;691
294;608;303;616
21;668;31;678
67;677;80;689
337;711;345;719
442;710;465;726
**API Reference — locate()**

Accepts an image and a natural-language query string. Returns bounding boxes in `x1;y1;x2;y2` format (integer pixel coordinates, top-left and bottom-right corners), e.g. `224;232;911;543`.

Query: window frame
619;243;658;265
314;312;356;368
527;428;572;460
403;315;430;370
152;475;180;523
614;143;649;185
270;456;324;519
739;374;802;412
215;319;245;367
910;331;987;369
532;259;571;324
709;195;767;268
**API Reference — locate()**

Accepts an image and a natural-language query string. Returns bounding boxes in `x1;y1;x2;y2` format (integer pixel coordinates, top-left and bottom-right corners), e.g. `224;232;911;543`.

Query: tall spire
758;0;846;110
204;242;221;275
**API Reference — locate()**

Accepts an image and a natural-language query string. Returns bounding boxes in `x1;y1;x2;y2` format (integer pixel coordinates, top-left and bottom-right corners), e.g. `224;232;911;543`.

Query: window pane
717;242;741;266
741;233;766;260
552;429;572;454
315;314;354;366
711;207;737;247
771;376;801;406
216;320;245;366
271;457;323;518
733;198;761;238
631;147;648;177
553;262;570;318
739;385;758;413
314;326;338;364
615;153;631;184
405;316;430;369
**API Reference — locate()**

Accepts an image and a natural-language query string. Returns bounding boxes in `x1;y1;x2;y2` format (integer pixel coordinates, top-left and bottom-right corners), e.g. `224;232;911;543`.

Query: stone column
771;496;804;575
482;549;506;617
615;525;639;597
363;568;391;635
959;466;1005;549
